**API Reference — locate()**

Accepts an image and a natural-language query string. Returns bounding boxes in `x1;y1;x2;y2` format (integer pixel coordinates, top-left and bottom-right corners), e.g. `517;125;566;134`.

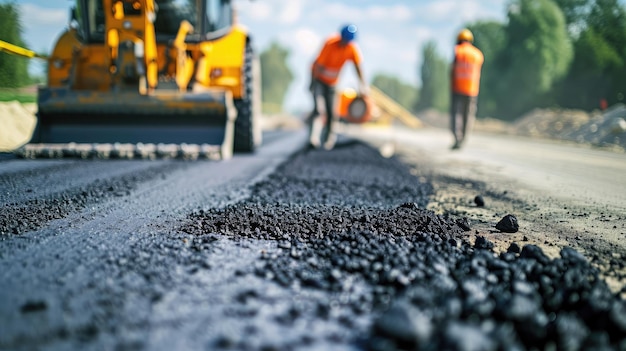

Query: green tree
586;0;626;50
496;0;572;119
259;42;293;113
590;0;626;105
555;0;626;108
0;2;30;88
556;29;621;109
371;73;418;111
552;0;592;34
466;20;507;118
415;41;449;113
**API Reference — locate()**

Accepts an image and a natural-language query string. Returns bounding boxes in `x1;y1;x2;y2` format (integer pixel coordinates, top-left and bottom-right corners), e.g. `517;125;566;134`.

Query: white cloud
364;5;412;22
278;0;305;24
291;28;323;57
421;1;458;22
457;0;504;22
396;46;418;65
418;0;504;24
309;2;412;24
310;3;359;21
238;0;305;24
413;27;435;44
21;4;66;26
238;2;272;22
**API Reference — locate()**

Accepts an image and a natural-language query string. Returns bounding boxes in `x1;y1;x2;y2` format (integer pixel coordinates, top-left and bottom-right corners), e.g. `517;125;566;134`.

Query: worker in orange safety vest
450;28;484;150
308;24;368;150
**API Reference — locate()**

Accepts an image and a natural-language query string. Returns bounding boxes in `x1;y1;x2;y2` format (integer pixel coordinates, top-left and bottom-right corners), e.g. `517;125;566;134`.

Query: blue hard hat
340;24;357;42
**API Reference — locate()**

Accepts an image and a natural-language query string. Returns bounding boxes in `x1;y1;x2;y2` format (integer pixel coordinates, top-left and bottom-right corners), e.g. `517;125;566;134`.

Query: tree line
0;2;30;88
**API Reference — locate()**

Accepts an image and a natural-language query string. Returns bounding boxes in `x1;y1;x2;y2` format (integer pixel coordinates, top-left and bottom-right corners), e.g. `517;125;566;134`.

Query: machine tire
233;39;257;153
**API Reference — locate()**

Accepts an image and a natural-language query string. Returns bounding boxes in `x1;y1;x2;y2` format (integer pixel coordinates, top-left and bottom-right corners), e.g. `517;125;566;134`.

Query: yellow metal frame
193;25;248;99
103;0;158;93
45;0;248;99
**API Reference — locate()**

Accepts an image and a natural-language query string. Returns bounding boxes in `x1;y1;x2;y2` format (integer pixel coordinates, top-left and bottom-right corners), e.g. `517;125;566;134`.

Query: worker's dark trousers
450;93;477;147
308;79;336;145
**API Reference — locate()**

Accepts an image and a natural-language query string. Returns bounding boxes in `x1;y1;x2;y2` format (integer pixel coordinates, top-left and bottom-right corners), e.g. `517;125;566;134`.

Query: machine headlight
123;21;132;29
211;68;223;78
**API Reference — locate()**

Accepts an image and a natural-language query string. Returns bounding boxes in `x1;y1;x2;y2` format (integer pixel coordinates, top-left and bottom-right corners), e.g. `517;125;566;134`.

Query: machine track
15;142;225;160
233;39;258;153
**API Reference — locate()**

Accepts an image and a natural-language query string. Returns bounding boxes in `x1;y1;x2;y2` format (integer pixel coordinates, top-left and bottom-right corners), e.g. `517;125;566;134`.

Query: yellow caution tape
0;40;47;59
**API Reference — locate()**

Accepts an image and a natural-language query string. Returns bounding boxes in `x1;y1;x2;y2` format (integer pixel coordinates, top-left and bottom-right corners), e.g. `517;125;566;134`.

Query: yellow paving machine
3;0;261;159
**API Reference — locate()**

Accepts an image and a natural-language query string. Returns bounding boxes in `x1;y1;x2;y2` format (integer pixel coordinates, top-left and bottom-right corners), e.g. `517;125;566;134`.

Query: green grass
0;90;36;103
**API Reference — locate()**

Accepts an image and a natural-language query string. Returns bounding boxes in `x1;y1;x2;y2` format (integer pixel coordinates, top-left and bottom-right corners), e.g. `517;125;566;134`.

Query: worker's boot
309;135;321;149
323;133;336;150
309;115;323;149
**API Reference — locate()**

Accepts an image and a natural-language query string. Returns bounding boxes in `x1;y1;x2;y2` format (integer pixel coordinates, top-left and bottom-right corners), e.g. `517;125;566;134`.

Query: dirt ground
419;162;626;297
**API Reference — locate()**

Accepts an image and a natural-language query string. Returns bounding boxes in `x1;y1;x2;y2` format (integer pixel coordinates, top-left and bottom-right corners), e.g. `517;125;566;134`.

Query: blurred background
1;0;625;121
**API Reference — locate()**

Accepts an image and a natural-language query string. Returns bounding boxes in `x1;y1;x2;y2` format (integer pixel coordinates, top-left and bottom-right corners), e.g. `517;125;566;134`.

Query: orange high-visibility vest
452;42;484;97
312;34;362;86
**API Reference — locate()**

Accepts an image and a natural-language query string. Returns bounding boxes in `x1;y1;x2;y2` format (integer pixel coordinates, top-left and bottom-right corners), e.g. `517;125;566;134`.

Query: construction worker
308;24;368;150
450;28;484;150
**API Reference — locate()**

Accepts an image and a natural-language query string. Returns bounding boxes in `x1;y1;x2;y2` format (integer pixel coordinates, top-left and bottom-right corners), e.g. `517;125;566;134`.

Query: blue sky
9;0;509;111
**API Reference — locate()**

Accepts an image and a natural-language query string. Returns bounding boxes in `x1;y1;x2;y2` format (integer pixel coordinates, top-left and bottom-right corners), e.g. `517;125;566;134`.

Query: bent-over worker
450;28;484;150
308;24;368;150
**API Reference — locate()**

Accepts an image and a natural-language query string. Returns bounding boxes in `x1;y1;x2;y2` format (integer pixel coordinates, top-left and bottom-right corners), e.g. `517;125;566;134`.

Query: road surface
1;126;625;350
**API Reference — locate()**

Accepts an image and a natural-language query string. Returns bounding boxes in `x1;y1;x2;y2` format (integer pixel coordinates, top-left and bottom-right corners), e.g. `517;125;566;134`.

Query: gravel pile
513;104;626;151
417;104;626;152
183;140;626;350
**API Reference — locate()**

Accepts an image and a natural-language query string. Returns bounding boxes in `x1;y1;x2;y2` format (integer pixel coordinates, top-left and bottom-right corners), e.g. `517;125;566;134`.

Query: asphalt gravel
1;137;625;351
182;140;626;350
0;161;186;235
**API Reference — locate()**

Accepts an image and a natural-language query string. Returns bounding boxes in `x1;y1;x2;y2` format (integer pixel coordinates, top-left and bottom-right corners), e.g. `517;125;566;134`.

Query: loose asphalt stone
474;195;485;207
182;140;626;350
496;214;520;233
